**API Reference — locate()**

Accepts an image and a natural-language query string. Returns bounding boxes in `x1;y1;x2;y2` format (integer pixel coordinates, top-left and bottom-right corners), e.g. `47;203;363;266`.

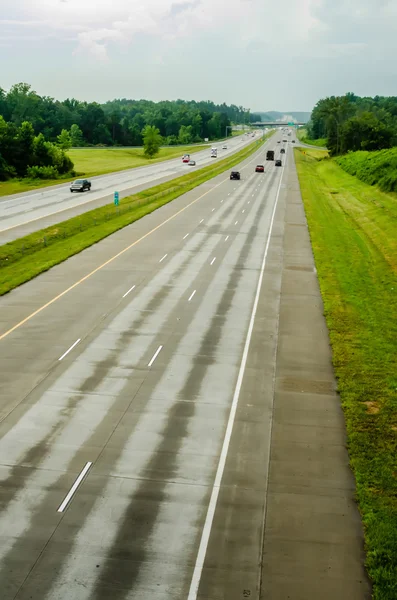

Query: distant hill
255;111;311;123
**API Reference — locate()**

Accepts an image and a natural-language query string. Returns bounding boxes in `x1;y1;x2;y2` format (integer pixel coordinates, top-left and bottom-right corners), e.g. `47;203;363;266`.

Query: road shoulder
259;149;371;599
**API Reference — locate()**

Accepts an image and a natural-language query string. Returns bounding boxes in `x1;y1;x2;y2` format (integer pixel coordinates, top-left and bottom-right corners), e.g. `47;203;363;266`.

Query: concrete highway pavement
0;133;370;600
0;132;263;244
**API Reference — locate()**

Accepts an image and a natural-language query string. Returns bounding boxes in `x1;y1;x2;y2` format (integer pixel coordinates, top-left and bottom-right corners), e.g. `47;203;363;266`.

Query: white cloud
1;0;397;108
7;0;326;60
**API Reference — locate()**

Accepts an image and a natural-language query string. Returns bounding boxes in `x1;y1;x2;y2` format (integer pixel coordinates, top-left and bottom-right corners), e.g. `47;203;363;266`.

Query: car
277;141;281;143
182;156;190;163
230;170;240;180
280;148;285;154
292;140;296;143
255;164;264;172
283;139;287;142
222;145;227;150
188;160;196;166
275;160;282;167
70;179;91;192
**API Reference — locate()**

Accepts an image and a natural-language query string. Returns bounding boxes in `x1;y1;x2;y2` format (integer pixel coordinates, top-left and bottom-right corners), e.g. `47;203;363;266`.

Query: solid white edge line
159;254;168;263
188;290;196;302
199;219;204;224
234;221;238;225
148;345;163;367
224;235;229;242
210;257;216;266
183;233;189;240
58;338;81;361
122;284;136;298
186;151;287;600
57;461;92;512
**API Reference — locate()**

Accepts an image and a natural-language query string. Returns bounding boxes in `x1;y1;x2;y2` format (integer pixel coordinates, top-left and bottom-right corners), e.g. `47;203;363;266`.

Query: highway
0;132;263;244
0;130;370;600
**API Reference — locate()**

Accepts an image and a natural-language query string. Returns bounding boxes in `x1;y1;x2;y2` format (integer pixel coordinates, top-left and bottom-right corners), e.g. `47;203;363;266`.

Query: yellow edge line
0;141;268;342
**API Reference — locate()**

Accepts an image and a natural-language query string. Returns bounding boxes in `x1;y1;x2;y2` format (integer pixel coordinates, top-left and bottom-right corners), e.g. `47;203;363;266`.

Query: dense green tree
142;125;162;158
340;113;393;153
178;125;193;144
70;124;84;147
57;129;72;150
308;92;397;154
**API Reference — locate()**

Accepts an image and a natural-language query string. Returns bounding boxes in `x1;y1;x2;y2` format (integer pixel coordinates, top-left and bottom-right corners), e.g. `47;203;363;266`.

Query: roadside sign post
114;191;119;206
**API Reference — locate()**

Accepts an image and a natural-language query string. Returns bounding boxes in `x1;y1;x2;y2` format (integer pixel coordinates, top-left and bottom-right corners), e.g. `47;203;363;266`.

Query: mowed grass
68;144;210;177
0;134;272;296
0;144;210;198
297;127;327;147
295;148;397;600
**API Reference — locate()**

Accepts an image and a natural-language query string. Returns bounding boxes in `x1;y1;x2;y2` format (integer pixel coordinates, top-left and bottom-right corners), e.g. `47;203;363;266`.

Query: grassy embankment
0;144;209;197
297;127;327;147
0;133;273;296
295;147;397;600
335;147;397;193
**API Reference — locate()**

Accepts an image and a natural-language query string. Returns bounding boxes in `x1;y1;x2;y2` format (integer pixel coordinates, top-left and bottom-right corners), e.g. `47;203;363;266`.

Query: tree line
307;93;397;155
0;82;261;180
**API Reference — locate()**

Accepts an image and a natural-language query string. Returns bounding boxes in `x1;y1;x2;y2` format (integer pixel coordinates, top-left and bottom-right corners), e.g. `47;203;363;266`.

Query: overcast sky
1;0;396;112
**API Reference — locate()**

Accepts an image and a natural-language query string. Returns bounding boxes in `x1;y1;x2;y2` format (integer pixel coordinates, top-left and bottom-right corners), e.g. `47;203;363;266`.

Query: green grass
68;144;210;177
0;144;209;198
297;127;327;147
295;147;397;600
335;147;397;193
0;132;273;296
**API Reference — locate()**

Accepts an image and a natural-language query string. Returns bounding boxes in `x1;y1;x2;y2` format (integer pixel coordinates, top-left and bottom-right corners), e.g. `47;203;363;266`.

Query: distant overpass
250;121;306;128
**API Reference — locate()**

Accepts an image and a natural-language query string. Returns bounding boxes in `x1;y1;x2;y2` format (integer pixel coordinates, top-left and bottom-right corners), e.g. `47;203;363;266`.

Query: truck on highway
266;150;274;161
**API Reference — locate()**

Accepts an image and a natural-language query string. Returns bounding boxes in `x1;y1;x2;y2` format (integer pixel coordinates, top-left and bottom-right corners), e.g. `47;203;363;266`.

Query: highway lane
0;130;369;600
0;131;265;244
0;131;284;599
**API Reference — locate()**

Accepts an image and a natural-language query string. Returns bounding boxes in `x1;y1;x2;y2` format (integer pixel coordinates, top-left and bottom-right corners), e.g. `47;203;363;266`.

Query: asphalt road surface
0;132;370;600
0;132;263;244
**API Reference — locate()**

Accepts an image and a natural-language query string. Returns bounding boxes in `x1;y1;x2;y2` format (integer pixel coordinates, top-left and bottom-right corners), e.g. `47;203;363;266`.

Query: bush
26;165;59;179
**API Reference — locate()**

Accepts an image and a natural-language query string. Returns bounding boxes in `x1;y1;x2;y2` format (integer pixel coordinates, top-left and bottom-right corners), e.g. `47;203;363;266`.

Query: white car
222;145;227;149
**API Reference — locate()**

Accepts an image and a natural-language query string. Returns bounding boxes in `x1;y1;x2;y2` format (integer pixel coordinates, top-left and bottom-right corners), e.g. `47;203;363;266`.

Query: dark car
292;140;296;143
230;171;240;180
255;165;264;172
280;148;285;154
277;141;281;143
70;179;91;192
283;139;287;142
275;160;282;167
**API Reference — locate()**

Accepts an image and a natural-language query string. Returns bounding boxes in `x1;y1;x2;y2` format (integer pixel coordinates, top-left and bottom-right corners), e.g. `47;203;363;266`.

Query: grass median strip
295;147;397;600
0;133;273;296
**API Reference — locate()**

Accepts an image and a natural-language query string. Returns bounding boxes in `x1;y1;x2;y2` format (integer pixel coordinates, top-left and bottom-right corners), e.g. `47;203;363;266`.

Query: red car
255;164;264;172
182;154;190;163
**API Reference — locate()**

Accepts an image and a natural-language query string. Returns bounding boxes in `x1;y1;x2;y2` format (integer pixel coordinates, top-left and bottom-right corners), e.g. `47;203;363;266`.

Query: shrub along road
296;147;397;600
